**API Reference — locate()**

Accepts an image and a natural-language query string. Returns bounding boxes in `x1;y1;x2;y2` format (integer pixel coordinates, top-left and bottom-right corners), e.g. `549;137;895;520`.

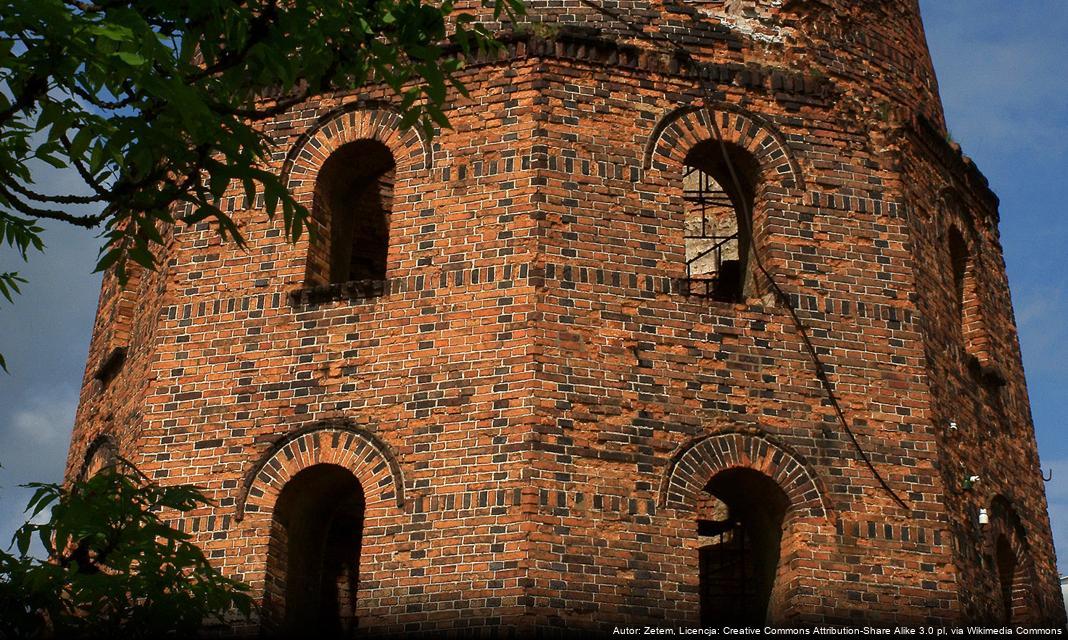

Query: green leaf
68;126;97;160
2;466;253;636
128;244;155;270
0;0;514;392
0;272;26;303
92;23;136;43
95;246;124;273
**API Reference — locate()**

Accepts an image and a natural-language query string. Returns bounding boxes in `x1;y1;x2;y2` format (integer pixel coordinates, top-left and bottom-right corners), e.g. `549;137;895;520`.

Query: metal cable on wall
576;0;911;511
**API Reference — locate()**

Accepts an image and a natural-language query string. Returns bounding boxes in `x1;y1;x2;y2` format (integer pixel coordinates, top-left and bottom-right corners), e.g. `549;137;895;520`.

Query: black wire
706;113;910;512
577;0;911;512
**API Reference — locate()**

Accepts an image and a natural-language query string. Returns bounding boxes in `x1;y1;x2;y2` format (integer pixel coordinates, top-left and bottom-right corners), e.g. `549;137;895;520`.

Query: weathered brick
65;0;1063;634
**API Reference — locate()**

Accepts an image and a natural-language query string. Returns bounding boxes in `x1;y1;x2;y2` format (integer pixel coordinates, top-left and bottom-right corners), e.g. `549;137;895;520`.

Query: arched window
947;226;970;334
682;141;760;302
267;464;365;636
947;223;987;360
79;436;118;481
989;497;1041;624
306;140;396;288
696;468;788;624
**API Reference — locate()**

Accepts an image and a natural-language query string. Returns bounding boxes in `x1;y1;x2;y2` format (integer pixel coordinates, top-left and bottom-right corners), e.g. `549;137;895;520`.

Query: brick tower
66;0;1065;633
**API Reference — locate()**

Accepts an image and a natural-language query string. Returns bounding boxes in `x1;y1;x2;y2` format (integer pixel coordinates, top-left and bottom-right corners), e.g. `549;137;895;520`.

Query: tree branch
59;134;115;199
2;177;108;205
0;183;107;228
182;0;279;83
209;83;314;120
0;74;48;128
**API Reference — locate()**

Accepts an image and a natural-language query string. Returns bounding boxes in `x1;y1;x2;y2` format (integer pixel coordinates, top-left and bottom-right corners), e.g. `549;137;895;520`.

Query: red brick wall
66;0;1065;632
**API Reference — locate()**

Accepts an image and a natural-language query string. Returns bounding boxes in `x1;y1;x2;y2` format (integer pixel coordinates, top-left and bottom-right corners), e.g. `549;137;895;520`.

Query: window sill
289;279;389;307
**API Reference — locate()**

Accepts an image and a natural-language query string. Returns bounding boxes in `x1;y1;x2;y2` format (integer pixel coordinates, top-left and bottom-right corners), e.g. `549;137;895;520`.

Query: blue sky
1;2;1067;574
920;1;1068;571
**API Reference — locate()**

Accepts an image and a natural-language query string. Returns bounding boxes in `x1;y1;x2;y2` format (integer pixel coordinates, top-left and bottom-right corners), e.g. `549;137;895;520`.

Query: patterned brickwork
661;431;825;517
65;0;1064;633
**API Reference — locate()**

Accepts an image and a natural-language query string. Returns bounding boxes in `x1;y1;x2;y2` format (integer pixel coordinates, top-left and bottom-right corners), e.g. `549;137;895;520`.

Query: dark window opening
93;346;128;388
697;468;788;624
948;226;969;333
307;140;396;288
995;534;1016;623
682;141;760;302
989;497;1041;624
948;224;986;360
80;437;118;481
267;464;365;637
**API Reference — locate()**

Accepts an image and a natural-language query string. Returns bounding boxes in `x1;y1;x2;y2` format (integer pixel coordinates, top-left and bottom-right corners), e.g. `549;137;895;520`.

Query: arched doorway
267;464;365;636
696;468;788;624
989;496;1041;624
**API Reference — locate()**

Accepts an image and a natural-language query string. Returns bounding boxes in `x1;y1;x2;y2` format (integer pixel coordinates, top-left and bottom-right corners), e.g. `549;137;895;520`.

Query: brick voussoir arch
989;494;1043;621
660;430;828;518
281;102;432;200
643;103;805;190
77;433;119;481
236;422;405;521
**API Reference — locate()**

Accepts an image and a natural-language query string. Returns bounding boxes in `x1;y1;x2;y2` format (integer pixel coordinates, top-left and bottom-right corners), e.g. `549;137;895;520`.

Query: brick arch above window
659;430;827;519
281;104;432;204
938;188;982;245
77;433;119;481
939;187;993;366
643;104;805;190
988;495;1043;623
236;422;406;521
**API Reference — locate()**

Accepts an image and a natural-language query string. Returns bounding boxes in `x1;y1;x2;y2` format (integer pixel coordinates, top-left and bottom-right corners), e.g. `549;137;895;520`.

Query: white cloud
9;391;79;445
0;386;81;551
1014;288;1068;377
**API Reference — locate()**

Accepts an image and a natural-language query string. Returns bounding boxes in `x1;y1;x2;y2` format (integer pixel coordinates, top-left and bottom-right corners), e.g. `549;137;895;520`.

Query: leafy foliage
0;0;523;368
0;464;252;638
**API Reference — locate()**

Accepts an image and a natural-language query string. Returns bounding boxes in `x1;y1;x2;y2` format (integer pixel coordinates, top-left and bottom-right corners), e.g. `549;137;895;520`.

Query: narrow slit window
989;498;1040;624
948;225;985;357
995;534;1017;623
95;264;142;387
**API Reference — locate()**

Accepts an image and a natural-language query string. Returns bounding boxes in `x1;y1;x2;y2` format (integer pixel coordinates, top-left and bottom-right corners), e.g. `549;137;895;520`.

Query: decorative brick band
660;430;827;518
835;518;945;549
175;513;233;536
644;104;805;190
537;489;658;519
159;260;912;327
236;423;405;521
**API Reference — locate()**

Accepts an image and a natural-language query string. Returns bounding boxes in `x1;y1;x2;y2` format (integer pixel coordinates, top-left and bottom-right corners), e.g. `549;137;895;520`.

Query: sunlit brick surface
67;1;1065;632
